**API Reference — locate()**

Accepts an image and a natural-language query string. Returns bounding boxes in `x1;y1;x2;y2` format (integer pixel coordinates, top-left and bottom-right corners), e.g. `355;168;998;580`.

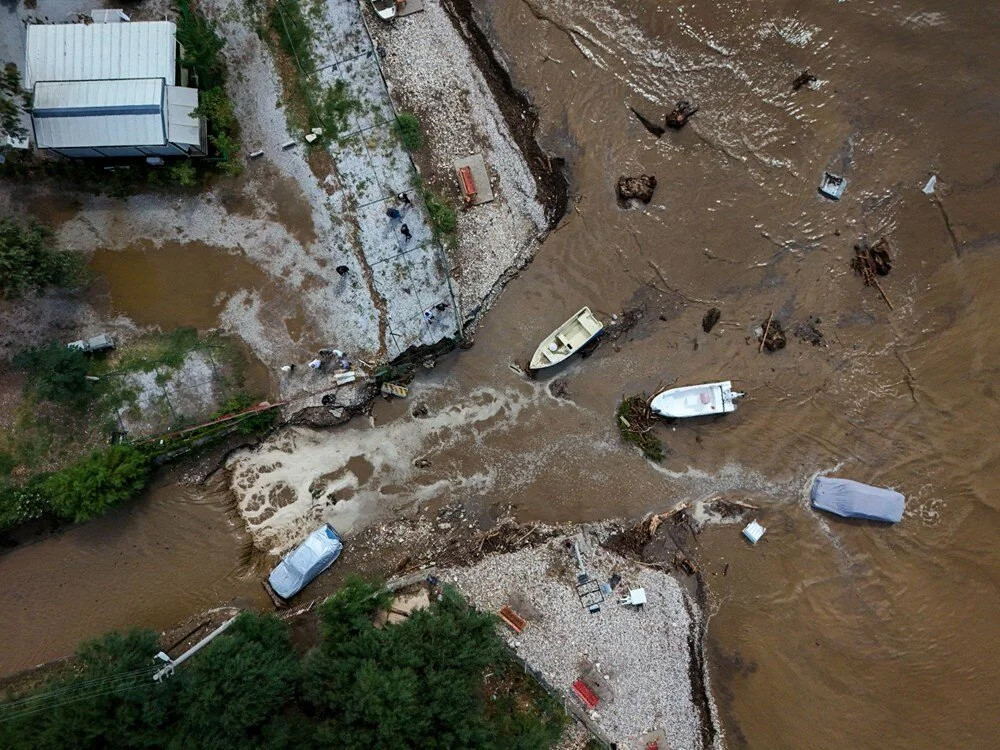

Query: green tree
0;218;84;298
14;341;92;407
175;0;227;90
0;629;178;750
0;62;27;143
304;579;505;749
171;612;302;749
44;445;151;522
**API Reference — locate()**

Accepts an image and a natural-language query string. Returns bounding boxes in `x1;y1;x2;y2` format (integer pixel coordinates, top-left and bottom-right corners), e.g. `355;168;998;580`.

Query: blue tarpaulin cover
268;524;343;599
810;477;905;523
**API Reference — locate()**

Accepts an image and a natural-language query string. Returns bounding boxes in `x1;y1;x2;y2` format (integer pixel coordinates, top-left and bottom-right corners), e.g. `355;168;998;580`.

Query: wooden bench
458;165;478;204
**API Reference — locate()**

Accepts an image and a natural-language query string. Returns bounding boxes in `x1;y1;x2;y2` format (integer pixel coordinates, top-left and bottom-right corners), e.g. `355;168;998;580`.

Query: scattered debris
616;394;665;461
549;378;570;399
665;101;698;129
498;604;527;633
792;70;817;90
413;457;431;468
701;307;721;333
922;174;937;194
411;402;429;418
742;520;766;544
851;238;894;309
381;382;408;398
616;174;657;204
757;312;786;352
618;587;646;608
818;171;847;200
249;149;265;159
629;106;665;137
454;153;495;205
794;316;824;346
573;678;601;709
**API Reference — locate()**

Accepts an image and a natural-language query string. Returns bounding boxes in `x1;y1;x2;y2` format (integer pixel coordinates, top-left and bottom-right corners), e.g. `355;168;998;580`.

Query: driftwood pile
616;394;665;461
851;237;894;309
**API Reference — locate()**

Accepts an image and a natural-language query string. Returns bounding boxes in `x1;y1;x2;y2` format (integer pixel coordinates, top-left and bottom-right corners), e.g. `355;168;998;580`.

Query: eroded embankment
442;0;570;229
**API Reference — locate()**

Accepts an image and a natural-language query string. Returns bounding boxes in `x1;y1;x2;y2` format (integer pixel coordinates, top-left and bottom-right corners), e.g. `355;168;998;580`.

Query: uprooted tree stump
616;394;665;461
666;100;699;129
758;316;787;352
851;237;894;309
702;307;721;333
616;174;657;204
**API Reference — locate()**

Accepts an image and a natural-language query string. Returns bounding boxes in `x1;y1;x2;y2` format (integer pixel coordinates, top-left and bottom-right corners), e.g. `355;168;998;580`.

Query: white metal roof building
25;20;204;158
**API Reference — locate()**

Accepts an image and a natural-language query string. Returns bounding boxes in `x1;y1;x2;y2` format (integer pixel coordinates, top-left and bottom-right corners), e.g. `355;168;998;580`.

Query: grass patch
264;0;359;143
616;394;665;461
392;112;423;151
423;189;458;241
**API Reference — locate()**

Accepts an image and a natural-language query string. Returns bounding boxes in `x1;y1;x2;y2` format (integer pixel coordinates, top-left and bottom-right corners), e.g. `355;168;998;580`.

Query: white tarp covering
268;525;344;599
25;21;177;89
811;476;905;523
32;78;165;149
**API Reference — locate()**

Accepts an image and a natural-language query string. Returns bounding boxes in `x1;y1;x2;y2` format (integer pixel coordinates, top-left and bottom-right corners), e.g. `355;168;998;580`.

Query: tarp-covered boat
529;307;603;370
650;381;744;419
267;524;344;600
810;476;905;523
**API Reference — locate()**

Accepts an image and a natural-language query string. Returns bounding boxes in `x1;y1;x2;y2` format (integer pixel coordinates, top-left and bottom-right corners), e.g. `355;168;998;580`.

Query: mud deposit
1;1;998;747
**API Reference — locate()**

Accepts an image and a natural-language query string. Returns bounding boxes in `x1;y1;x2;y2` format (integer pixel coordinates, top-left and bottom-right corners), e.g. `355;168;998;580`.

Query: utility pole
152;615;238;682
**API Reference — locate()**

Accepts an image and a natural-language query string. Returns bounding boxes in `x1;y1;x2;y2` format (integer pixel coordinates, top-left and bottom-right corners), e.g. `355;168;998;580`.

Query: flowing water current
2;0;999;746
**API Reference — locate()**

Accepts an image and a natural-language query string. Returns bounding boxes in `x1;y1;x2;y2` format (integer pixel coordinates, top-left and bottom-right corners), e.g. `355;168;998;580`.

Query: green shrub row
0;579;567;749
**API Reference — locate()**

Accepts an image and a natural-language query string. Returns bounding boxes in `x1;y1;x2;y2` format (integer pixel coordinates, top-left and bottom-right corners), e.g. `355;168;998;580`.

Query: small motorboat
370;0;397;20
529;307;603;370
650;381;744;419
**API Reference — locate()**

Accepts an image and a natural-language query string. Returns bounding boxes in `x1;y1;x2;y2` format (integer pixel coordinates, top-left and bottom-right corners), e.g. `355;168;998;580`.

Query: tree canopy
44;444;151;522
0;581;566;749
0;218;83;298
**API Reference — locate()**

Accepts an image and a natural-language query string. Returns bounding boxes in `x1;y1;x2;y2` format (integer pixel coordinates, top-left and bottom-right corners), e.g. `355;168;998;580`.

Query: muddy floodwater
2;0;999;746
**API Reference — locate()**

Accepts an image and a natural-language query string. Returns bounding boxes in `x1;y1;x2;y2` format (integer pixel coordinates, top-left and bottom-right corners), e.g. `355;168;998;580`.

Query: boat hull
650;381;742;419
529;307;604;370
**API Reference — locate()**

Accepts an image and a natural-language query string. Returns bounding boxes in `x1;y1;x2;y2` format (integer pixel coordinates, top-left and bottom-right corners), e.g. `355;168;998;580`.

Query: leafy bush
423;190;457;239
175;0;227;90
44;445;151;522
0;218;84;298
0;475;52;532
393;112;423;151
212;392;277;435
0;62;26;142
14;342;92;407
170;161;199;187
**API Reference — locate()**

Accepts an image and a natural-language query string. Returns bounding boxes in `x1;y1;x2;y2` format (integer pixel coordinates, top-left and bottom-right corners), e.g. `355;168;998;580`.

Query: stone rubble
445;534;713;749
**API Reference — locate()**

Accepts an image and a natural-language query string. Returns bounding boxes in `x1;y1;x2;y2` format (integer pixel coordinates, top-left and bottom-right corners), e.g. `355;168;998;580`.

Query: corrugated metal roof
32;79;166;149
25;21;177;89
166;85;201;148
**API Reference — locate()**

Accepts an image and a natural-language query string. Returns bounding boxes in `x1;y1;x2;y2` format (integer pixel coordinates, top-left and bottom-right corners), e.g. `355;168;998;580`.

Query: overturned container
810;476;905;523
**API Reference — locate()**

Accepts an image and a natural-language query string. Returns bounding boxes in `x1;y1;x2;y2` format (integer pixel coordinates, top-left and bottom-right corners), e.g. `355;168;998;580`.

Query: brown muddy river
2;0;999;746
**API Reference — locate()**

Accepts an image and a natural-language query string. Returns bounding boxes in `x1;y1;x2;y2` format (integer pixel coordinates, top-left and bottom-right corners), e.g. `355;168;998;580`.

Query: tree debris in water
548;378;570;399
616;394;665;462
792;70;817;90
795;316;824;346
666;101;698;129
757;313;787;352
616;174;657;204
851;237;894;309
606;306;645;341
629;107;665;137
701;307;721;333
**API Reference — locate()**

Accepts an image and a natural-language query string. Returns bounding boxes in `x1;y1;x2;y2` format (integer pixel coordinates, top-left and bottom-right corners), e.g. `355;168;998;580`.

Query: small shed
24;20;205;158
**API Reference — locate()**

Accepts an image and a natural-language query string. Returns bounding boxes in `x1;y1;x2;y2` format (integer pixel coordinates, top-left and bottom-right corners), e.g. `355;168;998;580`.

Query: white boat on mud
529;307;604;370
370;0;396;20
650;380;744;419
